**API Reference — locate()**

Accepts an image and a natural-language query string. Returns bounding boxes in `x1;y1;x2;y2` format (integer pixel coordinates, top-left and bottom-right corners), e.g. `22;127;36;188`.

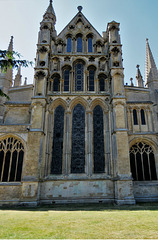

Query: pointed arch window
141;109;146;125
0;137;24;182
51;105;65;174
75;63;84;91
64;69;70;91
93;105;105;173
130;142;157;181
77;35;82;52
67;37;72;52
133;109;138;125
53;77;60;92
88;37;93;53
71;104;85;173
99;78;105;91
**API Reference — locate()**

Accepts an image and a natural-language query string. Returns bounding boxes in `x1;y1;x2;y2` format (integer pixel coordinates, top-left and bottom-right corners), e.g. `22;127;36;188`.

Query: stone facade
0;1;158;206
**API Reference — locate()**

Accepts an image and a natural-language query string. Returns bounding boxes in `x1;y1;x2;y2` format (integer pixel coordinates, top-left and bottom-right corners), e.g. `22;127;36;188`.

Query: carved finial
78;6;83;12
146;38;148;42
136;64;140;69
130;78;134;87
50;0;52;4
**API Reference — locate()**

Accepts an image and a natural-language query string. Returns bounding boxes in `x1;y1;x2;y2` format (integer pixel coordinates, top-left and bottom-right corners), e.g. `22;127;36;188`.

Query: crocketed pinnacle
43;0;56;23
136;65;144;87
145;38;158;86
8;36;13;52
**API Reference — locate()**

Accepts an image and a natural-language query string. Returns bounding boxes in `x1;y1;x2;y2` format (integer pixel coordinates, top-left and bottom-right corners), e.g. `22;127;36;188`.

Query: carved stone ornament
66;97;71;105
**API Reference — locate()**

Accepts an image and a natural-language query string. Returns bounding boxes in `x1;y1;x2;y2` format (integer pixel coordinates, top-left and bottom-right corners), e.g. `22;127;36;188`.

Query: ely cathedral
0;0;158;205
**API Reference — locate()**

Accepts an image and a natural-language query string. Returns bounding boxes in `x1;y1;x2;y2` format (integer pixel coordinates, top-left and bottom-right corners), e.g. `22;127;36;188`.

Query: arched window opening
130;142;157;181
0;137;24;182
133;109;138;125
93;105;105;173
88;68;95;91
75;63;84;91
51;106;65;174
88;37;93;52
71;104;85;173
64;70;70;91
99;78;105;91
141;109;146;125
53;77;60;92
77;36;82;52
67;37;72;52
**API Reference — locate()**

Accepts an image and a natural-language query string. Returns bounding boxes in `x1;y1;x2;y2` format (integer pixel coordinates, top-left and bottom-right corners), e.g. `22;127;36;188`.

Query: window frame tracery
130;142;157;181
0;136;24;182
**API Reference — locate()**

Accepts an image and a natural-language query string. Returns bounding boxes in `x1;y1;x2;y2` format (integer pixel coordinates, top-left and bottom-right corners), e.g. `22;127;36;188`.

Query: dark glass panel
51;106;65;174
16;150;24;181
53;78;60;91
133;109;138;125
100;78;105;91
143;152;150;180
149;152;157;180
2;151;11;182
71;104;85;173
130;153;137;180
93;105;105;173
67;38;71;52
88;38;93;52
141;109;146;125
136;152;143;181
0;151;4;180
77;37;82;52
64;70;69;91
9;151;17;182
89;70;94;91
75;63;84;91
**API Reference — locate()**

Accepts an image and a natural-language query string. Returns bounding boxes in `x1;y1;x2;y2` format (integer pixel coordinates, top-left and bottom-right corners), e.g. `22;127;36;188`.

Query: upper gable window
77;35;82;52
88;37;93;52
67;37;72;52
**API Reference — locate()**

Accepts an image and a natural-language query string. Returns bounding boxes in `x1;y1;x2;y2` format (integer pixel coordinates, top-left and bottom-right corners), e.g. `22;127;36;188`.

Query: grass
0;203;158;239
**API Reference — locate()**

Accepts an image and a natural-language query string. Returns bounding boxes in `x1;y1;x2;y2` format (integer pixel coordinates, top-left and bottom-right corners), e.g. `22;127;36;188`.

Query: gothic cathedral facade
0;1;158;206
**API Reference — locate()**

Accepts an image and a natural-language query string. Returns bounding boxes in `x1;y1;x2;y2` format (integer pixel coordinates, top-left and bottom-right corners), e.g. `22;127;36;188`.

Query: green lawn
0;203;158;239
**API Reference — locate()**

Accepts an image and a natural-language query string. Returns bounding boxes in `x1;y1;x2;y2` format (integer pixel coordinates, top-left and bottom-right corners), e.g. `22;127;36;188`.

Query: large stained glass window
93;105;105;173
71;104;85;173
51;105;65;174
75;63;84;91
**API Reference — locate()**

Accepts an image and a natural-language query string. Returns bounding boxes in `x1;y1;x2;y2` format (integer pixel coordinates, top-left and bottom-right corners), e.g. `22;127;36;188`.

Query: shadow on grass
1;202;158;212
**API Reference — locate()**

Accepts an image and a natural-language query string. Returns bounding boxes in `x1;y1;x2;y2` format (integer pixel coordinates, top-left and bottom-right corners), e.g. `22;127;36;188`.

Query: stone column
105;112;110;175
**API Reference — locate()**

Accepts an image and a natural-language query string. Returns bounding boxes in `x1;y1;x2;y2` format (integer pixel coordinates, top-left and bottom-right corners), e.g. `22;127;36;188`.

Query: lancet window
88;36;93;52
67;37;72;52
99;77;105;91
0;137;24;182
93;105;105;173
130;142;157;181
53;77;60;92
133;109;138;125
51;105;65;174
64;69;70;91
75;63;84;91
77;34;83;52
141;109;146;125
71;104;85;173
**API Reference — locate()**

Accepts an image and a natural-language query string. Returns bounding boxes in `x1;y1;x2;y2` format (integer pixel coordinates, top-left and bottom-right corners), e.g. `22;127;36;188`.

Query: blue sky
0;0;158;85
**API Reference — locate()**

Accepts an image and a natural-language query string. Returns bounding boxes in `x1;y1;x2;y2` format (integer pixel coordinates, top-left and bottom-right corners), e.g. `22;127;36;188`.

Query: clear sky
0;0;158;85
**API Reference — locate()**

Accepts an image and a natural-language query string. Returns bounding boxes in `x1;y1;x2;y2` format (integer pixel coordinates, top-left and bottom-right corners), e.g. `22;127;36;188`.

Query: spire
145;38;158;86
136;65;144;87
14;66;22;87
43;0;56;24
8;36;13;52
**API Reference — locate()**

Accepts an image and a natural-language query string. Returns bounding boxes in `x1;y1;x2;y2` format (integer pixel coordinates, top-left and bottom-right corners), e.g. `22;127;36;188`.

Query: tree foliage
0;50;33;99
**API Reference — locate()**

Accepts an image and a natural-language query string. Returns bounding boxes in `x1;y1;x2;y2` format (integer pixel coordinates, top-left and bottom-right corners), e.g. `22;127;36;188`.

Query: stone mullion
87;111;93;177
70;70;73;93
130;108;133;132
45;112;53;176
146;108;150;132
105;112;110;175
64;111;71;176
138;108;141;132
